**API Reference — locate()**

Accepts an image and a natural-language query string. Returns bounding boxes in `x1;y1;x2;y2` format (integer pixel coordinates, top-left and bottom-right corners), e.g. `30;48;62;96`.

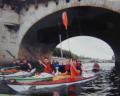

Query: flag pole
66;29;72;58
59;33;63;58
62;11;72;58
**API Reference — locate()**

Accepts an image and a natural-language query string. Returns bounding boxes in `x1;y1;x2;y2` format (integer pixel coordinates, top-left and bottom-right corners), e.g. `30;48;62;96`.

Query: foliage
53;48;84;59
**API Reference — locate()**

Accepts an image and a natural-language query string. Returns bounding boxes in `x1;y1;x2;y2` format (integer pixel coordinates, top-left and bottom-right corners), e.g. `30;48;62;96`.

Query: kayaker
52;60;60;76
70;59;80;77
52;60;59;73
9;59;21;70
36;57;53;75
65;60;71;74
10;59;18;67
58;63;66;73
76;60;82;76
19;59;32;72
65;59;82;77
92;62;100;72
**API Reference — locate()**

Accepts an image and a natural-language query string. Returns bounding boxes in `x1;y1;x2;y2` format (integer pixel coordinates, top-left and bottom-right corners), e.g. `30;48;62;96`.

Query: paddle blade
62;11;68;30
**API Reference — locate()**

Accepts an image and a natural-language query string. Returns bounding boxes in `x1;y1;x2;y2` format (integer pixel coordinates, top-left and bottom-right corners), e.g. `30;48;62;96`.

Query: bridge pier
114;50;120;74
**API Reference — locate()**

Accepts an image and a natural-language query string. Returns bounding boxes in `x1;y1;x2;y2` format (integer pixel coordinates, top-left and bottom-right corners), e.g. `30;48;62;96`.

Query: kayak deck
7;72;99;93
7;75;97;93
9;75;95;85
14;76;53;82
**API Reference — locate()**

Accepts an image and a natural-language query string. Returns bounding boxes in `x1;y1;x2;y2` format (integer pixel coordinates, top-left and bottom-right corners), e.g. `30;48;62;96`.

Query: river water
1;63;119;96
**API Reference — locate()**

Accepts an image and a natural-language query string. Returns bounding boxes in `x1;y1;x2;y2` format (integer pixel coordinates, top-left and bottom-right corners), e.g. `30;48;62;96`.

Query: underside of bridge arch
19;6;120;71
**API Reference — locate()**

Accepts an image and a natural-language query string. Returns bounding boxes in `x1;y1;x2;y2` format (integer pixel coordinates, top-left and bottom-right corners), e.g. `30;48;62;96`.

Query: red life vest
93;63;100;70
43;63;53;73
65;64;70;71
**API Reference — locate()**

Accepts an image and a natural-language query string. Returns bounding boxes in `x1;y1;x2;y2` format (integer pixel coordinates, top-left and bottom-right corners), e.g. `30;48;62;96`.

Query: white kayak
7;72;99;93
0;68;36;79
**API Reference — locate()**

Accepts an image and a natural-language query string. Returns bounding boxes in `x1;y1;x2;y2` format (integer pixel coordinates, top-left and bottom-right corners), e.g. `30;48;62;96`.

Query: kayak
0;69;36;79
7;72;98;93
0;69;18;74
11;76;53;83
0;66;19;74
7;72;54;83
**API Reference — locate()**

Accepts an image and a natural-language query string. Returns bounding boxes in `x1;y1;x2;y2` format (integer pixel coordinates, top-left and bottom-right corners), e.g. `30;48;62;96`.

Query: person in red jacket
92;62;100;72
65;59;81;77
36;57;53;74
65;60;71;74
42;57;53;73
76;60;82;76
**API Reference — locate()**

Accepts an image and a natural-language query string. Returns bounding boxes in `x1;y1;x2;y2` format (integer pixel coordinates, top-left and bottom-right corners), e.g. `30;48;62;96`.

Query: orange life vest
70;63;80;77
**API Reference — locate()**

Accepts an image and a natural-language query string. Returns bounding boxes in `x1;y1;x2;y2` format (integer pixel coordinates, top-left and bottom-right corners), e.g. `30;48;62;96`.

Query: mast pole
59;34;63;58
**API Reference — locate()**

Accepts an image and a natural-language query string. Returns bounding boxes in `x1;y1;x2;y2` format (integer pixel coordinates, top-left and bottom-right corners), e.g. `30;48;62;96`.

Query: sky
56;36;114;60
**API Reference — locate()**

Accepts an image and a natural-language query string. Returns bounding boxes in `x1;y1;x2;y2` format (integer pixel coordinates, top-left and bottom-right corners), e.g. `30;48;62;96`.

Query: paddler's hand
38;59;42;64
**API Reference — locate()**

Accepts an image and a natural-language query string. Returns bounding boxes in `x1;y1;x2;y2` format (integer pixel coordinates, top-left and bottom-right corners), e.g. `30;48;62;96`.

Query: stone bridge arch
18;0;120;70
18;0;120;45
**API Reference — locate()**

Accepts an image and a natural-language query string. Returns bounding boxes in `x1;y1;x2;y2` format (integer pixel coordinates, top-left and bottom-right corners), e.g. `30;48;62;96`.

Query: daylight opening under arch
53;36;115;70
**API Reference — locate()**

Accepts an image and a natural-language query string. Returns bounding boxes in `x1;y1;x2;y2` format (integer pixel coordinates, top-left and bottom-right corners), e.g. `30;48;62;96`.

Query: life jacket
43;63;53;73
93;63;100;70
65;64;70;71
65;64;70;74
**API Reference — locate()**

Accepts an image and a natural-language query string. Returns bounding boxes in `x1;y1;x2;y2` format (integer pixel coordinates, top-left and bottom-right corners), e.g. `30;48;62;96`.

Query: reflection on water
1;63;119;96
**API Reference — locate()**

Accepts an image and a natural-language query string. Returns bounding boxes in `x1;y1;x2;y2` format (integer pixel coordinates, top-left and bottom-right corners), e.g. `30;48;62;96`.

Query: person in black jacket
19;59;32;72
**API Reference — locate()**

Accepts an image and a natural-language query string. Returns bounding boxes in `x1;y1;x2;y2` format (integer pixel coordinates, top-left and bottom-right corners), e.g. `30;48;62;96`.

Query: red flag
70;63;80;77
62;11;68;30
